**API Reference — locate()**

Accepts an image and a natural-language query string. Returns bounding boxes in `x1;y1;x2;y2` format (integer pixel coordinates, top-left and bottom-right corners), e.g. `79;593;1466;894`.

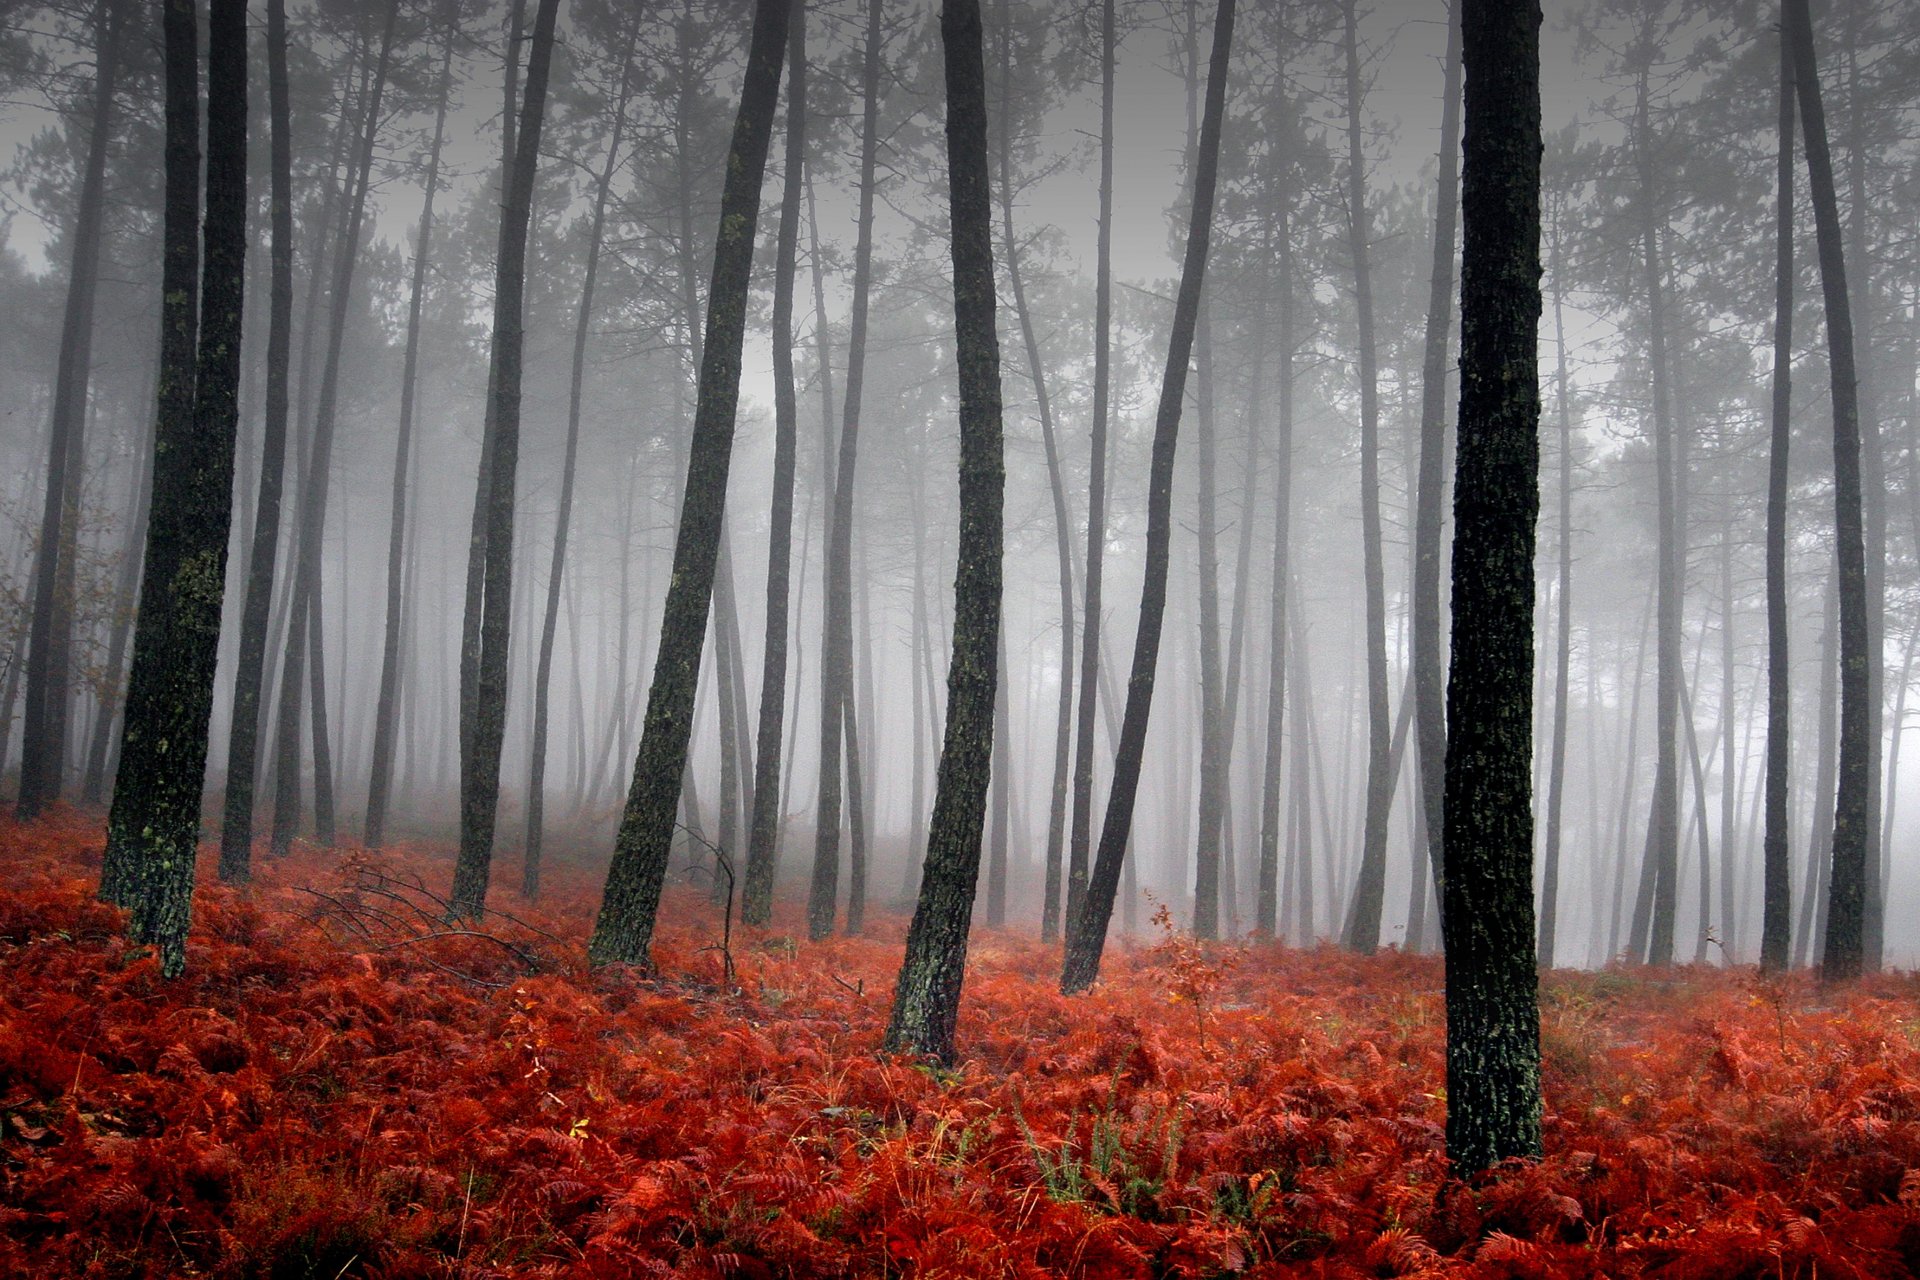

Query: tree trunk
881;0;1006;1059
1784;0;1871;981
1538;203;1574;968
522;15;641;894
744;0;808;926
1410;1;1463;928
107;0;247;978
1066;0;1116;938
1443;0;1542;1177
83;402;152;805
1060;0;1234;995
808;0;883;942
1338;0;1395;955
18;0;123;820
365;16;458;852
588;0;791;965
450;0;563;919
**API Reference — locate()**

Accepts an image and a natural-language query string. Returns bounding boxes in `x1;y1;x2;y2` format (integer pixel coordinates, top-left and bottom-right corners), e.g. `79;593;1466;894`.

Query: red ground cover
4;810;1920;1277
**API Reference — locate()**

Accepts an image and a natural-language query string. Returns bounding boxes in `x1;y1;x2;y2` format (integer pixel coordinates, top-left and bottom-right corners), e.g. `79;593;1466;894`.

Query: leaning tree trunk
1066;0;1116;938
808;0;883;942
1410;0;1462;930
588;0;791;966
18;0;123;821
450;0;564;920
1784;0;1871;982
1443;0;1543;1178
1060;0;1234;996
882;0;1007;1061
365;14;458;852
216;0;292;881
522;12;641;897
1338;0;1395;955
106;0;248;978
742;0;809;926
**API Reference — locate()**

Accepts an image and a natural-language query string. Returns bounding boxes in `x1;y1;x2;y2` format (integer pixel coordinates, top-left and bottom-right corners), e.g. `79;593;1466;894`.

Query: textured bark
881;0;1005;1062
743;0;808;927
522;14;640;895
1784;0;1871;982
1066;0;1116;938
19;0;122;821
1443;0;1542;1177
215;0;288;882
1411;1;1463;929
451;0;563;920
1337;0;1394;956
1060;0;1234;996
808;0;883;942
366;16;458;853
589;0;790;966
107;0;246;977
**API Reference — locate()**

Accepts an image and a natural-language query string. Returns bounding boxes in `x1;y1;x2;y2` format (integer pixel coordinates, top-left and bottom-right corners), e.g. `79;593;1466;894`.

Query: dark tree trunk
588;0;791;966
1538;205;1574;968
1410;0;1463;927
1338;0;1394;956
451;0;564;920
881;0;1006;1059
1066;0;1116;938
1060;0;1234;996
365;15;458;852
522;13;641;896
84;400;152;805
986;622;1011;927
808;0;883;942
1255;96;1295;944
18;0;123;820
1443;0;1543;1178
106;0;247;978
1784;0;1871;982
744;0;808;928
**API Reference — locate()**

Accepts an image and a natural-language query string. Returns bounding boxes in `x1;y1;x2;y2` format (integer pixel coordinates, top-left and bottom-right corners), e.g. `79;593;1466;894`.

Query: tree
1443;0;1543;1177
1059;0;1236;997
17;0;123;821
450;0;564;920
589;0;792;967
743;0;809;928
1783;0;1871;982
1760;17;1795;974
808;0;883;943
882;0;1006;1061
103;0;248;977
217;0;293;883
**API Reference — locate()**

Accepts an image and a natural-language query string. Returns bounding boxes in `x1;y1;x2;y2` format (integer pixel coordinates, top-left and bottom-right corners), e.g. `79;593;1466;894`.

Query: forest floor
4;811;1920;1277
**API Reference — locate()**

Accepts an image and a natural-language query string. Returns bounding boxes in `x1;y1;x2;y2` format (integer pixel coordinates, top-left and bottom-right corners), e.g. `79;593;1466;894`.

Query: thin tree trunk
1538;203;1575;968
366;16;457;851
83;405;151;805
522;16;640;893
589;0;791;965
1338;0;1394;955
1061;0;1234;995
1761;23;1794;971
107;0;247;977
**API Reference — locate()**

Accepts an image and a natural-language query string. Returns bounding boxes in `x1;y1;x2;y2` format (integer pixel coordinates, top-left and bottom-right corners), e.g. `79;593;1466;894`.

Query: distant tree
1761;18;1795;975
1443;0;1543;1177
450;0;564;920
1784;0;1871;982
1059;0;1235;996
589;0;792;967
103;0;248;977
882;0;1006;1061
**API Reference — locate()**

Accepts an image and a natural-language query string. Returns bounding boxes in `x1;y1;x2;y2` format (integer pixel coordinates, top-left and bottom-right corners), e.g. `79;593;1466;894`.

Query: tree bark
589;0;791;966
18;0;123;820
451;0;564;919
365;13;458;852
1060;0;1234;995
1784;0;1871;981
1443;0;1543;1177
881;0;1005;1059
107;0;247;977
